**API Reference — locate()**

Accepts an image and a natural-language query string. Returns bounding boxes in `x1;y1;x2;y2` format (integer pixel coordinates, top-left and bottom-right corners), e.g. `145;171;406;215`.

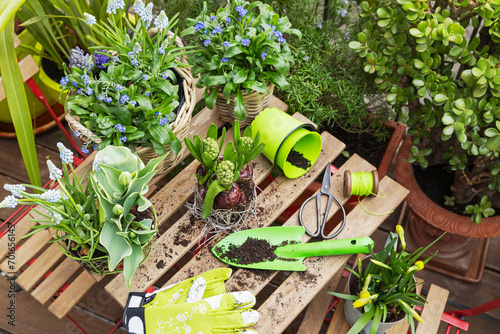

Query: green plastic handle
274;237;374;258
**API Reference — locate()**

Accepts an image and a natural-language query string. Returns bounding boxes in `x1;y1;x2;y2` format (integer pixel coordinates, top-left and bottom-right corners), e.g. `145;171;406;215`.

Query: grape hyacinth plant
182;0;301;121
0;143;166;288
61;0;194;156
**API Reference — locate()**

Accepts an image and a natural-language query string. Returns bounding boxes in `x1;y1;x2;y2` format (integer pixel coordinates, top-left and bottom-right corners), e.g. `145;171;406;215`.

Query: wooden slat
49;270;99;319
0;227;51;273
0;210;41;259
31;257;81;304
16;242;64;291
415;284;449;334
158;132;344;293
0;56;39;102
253;176;409;333
13;34;21;48
297;268;343;334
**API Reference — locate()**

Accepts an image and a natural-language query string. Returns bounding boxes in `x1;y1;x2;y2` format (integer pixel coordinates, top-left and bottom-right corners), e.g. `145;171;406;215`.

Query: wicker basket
216;82;274;127
65;31;195;177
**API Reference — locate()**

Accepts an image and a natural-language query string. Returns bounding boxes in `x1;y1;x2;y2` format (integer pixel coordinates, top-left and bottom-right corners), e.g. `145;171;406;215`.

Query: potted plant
182;0;301;126
330;225;443;334
0;143;166;288
184;120;264;227
347;0;500;279
62;2;196;175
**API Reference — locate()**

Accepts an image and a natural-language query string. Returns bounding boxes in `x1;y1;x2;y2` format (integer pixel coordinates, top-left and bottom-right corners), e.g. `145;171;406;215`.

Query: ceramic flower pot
344;256;410;334
216;82;274;127
251;107;322;179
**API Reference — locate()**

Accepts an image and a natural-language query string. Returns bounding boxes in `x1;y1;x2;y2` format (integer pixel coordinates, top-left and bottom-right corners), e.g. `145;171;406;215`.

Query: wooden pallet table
104;99;410;333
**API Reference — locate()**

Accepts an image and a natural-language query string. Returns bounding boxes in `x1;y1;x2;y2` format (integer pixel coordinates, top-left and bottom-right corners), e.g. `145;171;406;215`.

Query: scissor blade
321;164;331;194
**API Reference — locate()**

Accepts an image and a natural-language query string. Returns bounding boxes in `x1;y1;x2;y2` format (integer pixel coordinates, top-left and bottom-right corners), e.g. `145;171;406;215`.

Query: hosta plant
349;0;500;221
181;0;301;120
185;120;264;219
0;144;165;288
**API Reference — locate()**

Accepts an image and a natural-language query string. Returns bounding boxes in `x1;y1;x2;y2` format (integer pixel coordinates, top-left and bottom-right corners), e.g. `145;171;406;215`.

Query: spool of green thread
344;170;379;198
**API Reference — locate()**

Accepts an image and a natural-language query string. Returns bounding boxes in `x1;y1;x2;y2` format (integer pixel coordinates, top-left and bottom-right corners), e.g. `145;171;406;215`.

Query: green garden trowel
212;226;374;271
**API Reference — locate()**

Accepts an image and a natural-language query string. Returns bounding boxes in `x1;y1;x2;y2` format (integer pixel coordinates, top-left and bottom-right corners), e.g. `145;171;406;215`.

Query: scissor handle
321;195;346;240
299;195;321;238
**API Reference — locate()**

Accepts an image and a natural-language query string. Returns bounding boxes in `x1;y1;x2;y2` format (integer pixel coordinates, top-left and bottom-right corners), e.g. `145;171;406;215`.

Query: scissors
298;163;346;239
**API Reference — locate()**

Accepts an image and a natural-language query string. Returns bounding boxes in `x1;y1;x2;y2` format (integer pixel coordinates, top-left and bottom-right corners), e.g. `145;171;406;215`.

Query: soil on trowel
287;149;311;170
214;237;299;265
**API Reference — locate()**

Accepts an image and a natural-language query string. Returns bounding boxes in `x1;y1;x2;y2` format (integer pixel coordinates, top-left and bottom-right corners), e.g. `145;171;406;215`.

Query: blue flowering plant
0;143;166;287
181;0;301;120
61;0;194;156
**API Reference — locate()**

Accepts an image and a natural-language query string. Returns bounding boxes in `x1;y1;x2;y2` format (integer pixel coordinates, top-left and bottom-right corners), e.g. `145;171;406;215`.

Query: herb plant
181;0;301;121
61;0;192;156
330;225;444;334
0;143;166;288
348;0;500;220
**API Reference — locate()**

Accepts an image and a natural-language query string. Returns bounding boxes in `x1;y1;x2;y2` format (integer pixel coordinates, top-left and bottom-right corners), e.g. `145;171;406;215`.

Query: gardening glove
123;268;232;327
125;291;259;334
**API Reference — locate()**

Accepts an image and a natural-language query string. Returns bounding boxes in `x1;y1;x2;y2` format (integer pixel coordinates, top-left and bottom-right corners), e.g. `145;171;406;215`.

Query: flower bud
113;204;124;215
396;225;406;250
119;171;132;185
129;231;137;239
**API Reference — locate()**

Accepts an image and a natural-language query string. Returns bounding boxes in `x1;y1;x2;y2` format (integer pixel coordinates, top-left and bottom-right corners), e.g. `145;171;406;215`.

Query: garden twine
344;170;393;216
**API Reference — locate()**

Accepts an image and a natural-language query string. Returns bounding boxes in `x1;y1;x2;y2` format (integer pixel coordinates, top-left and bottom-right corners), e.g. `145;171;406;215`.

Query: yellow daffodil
353;292;378;308
396;225;406;250
399;299;424;323
407;260;425;273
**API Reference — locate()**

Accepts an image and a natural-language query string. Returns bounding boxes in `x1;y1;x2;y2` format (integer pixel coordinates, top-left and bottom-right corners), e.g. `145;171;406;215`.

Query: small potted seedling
184;120;264;227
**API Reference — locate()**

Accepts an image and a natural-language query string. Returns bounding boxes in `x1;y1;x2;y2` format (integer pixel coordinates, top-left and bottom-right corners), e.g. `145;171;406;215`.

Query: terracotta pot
395;136;500;238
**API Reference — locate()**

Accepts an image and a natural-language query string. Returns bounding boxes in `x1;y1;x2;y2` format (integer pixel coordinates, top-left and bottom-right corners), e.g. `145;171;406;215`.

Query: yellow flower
353;292;378;308
407;260;425;273
396;225;406;250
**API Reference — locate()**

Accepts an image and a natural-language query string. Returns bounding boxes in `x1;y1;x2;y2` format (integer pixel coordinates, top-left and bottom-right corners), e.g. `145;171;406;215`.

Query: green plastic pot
251;107;322;179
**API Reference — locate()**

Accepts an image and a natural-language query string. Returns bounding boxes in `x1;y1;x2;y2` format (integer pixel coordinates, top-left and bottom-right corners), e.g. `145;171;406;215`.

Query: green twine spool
344;170;379;197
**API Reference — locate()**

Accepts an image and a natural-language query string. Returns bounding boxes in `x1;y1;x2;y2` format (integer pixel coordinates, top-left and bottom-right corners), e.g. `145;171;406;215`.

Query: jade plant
1;144;165;288
185;120;264;219
349;0;500;221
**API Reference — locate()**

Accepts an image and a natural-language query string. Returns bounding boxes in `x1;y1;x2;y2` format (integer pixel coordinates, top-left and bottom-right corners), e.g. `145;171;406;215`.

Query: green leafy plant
0;3;41;188
348;0;500;219
330;225;444;334
62;1;193;156
466;195;495;224
1;143;165;288
185;120;264;218
181;0;301;120
444;195;455;207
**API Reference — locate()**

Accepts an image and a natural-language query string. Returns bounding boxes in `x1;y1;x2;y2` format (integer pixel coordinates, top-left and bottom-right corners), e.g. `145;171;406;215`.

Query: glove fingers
201;268;233;298
204;291;256;311
211;310;259;332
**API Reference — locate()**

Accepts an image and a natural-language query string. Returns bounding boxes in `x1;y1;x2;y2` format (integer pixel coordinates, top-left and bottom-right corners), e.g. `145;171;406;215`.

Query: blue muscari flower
84;13;96;26
104;97;112;103
194;21;205;32
273;29;283;38
261;52;268;60
60;76;69;85
154;10;169;30
81;74;90;85
212;25;222;35
81;146;90;154
41;189;62;203
47;160;62;180
204;40;211;47
140;3;153;24
241;39;250;47
133;0;145;16
162;72;169;79
225;17;231;24
85;87;93;95
158;117;168;126
4;184;25;198
72;81;78;87
115;124;126;132
106;0;125;14
210;15;217;22
221;58;228;62
131;58;139;66
159;47;165;54
0;195;18;208
120;136;127;142
92;156;108;172
116;84;123;91
278;36;286;44
52;213;63;224
130;100;137;107
142;74;148;80
223;41;230;48
338;8;347;17
98;93;105;101
119;94;129;104
235;6;247;17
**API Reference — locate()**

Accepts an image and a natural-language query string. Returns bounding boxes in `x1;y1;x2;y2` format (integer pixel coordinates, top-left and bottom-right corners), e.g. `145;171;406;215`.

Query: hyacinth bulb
213;183;243;209
237;164;253;185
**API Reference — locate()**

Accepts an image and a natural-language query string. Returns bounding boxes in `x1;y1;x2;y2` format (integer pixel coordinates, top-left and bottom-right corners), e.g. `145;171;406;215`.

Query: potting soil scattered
287;149;311;170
